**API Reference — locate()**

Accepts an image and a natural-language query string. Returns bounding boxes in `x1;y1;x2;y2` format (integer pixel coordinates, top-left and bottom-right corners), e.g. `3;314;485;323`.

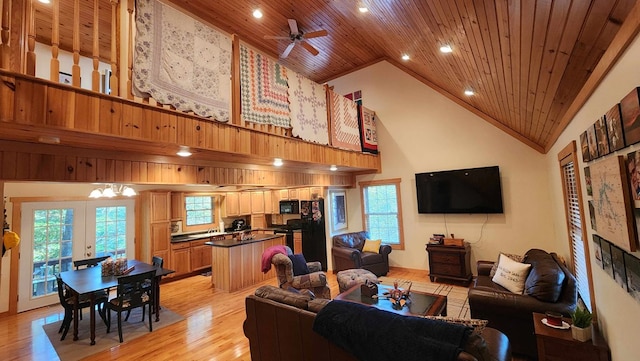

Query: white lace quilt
288;69;329;145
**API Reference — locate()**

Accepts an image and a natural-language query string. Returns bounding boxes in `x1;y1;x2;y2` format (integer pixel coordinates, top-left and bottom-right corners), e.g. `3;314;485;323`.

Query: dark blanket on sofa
313;300;470;361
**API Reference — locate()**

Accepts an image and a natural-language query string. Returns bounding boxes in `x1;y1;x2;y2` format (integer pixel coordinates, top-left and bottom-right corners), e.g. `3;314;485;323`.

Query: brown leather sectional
331;231;392;276
244;285;512;361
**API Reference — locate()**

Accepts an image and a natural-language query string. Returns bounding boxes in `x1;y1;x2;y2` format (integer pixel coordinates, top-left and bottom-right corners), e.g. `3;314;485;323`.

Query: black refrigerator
300;199;328;271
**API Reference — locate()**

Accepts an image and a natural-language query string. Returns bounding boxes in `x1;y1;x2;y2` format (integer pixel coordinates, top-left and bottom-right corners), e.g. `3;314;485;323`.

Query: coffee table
334;283;447;317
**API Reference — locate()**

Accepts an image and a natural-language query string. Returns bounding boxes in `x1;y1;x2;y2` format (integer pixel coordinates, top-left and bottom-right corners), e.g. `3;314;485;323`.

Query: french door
18;199;134;312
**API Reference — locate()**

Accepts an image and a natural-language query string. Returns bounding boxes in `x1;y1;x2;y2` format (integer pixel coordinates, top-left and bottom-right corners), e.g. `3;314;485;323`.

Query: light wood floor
0;268;526;360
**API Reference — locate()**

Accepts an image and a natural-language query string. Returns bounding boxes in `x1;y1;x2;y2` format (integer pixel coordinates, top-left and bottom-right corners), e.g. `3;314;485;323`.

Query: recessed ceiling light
440;45;453;53
176;146;192;157
401;54;410;61
330;165;338;171
252;9;263;18
359;7;368;13
464;89;475;96
273;158;284;167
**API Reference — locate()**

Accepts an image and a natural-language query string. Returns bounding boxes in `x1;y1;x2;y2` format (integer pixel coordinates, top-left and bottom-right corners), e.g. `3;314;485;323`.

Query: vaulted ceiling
34;0;640;153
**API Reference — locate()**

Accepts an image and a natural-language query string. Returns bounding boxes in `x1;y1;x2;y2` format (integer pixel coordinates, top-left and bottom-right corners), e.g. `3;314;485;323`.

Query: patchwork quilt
288;69;329;144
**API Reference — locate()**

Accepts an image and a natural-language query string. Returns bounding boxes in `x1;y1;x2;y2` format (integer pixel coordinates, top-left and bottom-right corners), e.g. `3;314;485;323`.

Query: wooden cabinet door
190;241;211;271
170;192;183;220
263;190;273;214
250;191;265;214
288;188;298;200
225;192;239;216
310;187;323;199
150;191;171;222
293;231;302;254
251;214;266;229
279;189;289;201
298;188;310;201
171;243;191;276
239;192;251;215
151;222;170;265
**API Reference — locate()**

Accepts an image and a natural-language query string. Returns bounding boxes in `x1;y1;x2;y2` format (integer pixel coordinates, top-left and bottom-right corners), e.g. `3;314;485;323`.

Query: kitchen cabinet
263;191;273;214
279;189;289;201
251;214;266;229
251;191;265;214
310;187;323;199
298;188;310;201
190;239;212;271
137;191;171;266
225;192;240;217
288;188;298;200
171;242;191;277
239;192;251;215
170;192;183;220
293;231;302;254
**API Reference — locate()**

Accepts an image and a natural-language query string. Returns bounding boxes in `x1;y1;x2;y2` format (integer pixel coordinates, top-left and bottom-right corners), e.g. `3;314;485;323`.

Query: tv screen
415;166;504;214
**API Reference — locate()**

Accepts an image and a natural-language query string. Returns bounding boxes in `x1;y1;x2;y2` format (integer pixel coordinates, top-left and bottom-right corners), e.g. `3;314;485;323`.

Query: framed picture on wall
624;253;640;302
595;115;610;156
601;239;614;278
611;244;628;290
584;166;592;196
592;235;603;269
588;200;596;231
329;190;348;233
606;103;625;151
586;124;599;160
626;151;640;207
59;71;72;85
590;155;637;252
621;87;640;145
580;131;591;162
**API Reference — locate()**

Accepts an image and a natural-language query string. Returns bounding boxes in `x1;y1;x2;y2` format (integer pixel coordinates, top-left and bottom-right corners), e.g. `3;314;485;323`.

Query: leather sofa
244;285;512;361
331;231;392;276
468;249;577;359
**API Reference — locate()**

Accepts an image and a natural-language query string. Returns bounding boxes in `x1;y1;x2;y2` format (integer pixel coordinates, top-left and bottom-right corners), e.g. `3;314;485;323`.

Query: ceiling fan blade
288;19;299;35
304;29;328;39
281;42;296;58
264;35;290;40
300;41;319;56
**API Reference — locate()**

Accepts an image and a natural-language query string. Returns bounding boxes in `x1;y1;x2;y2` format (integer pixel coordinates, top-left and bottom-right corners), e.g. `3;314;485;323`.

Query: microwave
279;200;300;214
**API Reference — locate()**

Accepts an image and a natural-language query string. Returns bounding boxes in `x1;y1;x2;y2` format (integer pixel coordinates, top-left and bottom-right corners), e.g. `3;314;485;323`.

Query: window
558;141;595;315
185;196;214;226
95;205;128;259
359;178;405;250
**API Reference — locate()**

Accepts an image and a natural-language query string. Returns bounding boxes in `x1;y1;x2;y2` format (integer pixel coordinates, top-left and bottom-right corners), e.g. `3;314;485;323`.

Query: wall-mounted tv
415;166;504;214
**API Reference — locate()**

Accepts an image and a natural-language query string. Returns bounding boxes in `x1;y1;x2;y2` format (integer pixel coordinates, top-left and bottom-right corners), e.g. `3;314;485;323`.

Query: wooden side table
533;312;610;361
425;242;472;284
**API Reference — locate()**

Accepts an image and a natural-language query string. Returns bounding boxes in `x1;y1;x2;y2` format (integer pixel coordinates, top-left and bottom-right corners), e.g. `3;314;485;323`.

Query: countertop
171;228;296;243
205;234;283;248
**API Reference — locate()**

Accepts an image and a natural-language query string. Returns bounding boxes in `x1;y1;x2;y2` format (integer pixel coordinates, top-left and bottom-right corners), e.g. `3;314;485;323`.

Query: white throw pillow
491;253;532;294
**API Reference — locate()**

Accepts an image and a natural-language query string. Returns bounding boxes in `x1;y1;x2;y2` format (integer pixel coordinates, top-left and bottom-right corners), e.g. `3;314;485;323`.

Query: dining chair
106;270;156;342
73;255;111;270
152;255;164;268
55;275;108;341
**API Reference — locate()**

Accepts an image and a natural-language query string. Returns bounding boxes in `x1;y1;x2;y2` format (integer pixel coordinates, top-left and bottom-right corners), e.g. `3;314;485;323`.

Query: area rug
378;277;471;318
43;307;184;361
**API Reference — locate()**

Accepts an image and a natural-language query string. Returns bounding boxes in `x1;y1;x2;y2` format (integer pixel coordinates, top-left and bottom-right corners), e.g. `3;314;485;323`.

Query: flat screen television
415;166;504;214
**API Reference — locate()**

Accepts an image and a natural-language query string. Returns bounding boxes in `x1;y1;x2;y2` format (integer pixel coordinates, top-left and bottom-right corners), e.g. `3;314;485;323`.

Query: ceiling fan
263;19;328;58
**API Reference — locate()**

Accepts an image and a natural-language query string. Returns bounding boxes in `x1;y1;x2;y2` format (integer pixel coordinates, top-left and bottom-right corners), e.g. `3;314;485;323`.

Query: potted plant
570;307;593;342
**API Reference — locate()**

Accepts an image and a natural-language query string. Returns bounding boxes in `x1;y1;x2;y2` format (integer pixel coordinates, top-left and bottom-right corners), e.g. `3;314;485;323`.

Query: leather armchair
271;248;331;299
468;249;577;359
331;231;392;276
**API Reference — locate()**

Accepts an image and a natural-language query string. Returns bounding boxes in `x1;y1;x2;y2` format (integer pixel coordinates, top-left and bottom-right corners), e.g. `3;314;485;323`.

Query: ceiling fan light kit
263;19;328;58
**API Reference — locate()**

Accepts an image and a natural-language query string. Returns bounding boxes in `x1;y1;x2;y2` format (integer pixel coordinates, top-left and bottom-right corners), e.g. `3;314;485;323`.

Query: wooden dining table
58;259;174;345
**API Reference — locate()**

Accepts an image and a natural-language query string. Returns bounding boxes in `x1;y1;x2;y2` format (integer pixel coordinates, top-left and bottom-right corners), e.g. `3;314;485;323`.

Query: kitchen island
206;234;284;292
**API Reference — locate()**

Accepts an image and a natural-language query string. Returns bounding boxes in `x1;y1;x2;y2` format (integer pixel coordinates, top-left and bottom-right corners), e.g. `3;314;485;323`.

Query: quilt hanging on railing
132;0;231;121
329;89;361;151
358;106;378;154
240;44;291;127
288;69;329;145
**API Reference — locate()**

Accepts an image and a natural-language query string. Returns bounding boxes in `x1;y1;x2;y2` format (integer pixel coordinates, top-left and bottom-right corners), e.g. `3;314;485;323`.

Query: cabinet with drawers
425;243;472;284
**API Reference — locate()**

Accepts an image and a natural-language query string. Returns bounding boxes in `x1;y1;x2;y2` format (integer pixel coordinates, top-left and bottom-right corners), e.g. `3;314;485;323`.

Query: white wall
547;33;640;361
328;61;556;271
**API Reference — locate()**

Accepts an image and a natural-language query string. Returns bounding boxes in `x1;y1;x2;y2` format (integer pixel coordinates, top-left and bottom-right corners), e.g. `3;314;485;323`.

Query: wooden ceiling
33;0;640;153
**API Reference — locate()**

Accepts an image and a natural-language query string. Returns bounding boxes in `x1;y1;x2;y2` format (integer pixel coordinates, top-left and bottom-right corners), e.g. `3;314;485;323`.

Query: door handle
87;245;92;249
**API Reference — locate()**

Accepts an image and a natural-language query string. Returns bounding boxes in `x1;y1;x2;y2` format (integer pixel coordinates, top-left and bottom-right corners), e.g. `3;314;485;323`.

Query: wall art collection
582;86;640;305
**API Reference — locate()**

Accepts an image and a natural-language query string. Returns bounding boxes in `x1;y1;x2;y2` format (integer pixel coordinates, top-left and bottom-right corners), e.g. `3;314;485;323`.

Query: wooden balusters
92;0;100;91
110;0;119;96
50;0;60;81
127;0;134;100
0;0;9;70
71;0;80;87
26;0;36;75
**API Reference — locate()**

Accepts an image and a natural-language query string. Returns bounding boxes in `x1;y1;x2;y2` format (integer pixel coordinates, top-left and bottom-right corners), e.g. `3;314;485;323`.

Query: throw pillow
491;253;532;294
289;254;310;276
524;250;565;302
362;239;382;253
423;316;488;335
489;252;524;278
